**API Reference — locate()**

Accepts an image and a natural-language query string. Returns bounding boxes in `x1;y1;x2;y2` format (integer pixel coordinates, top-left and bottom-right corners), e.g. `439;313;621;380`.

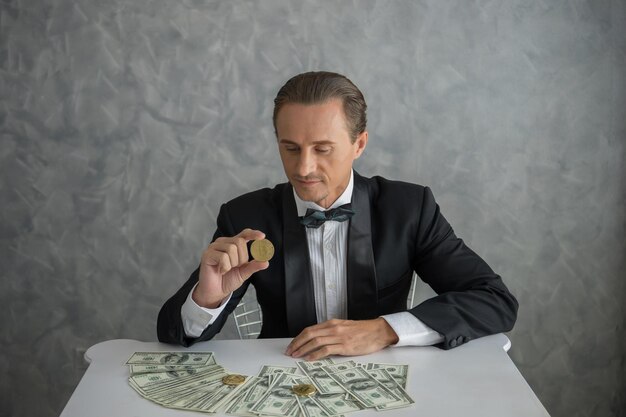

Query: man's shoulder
357;172;428;201
357;174;438;230
213;183;288;234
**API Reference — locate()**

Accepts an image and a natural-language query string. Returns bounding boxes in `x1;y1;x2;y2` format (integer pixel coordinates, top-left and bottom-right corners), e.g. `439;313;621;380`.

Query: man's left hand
285;318;399;361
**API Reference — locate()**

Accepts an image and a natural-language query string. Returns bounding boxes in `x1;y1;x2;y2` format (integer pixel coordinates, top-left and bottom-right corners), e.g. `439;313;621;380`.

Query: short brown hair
273;71;367;142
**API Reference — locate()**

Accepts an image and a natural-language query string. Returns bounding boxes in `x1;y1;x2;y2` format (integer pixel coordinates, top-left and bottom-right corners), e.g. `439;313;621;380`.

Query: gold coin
222;374;246;386
292;383;316;397
250;239;275;262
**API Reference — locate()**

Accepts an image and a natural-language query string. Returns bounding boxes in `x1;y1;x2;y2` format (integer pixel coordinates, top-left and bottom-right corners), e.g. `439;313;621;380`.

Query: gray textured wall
1;1;624;416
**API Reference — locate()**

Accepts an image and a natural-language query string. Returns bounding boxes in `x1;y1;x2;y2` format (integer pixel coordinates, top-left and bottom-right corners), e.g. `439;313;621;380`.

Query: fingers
195;229;268;308
238;260;269;281
209;241;242;272
285;319;398;361
235;228;266;242
286;320;342;359
302;344;343;361
205;229;266;274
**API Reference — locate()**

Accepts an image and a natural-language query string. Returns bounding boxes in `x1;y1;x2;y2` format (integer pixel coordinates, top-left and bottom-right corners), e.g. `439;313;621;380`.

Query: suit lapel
282;184;317;335
346;173;378;319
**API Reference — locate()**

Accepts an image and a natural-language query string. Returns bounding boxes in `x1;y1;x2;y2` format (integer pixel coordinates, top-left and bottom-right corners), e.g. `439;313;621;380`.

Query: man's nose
296;150;316;177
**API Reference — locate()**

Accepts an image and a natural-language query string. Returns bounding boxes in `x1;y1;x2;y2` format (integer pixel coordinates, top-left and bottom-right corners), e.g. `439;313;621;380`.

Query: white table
60;334;549;417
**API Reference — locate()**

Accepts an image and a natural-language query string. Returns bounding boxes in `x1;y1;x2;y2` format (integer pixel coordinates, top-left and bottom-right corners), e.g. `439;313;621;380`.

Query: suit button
456;336;464;345
449;339;457;348
463;336;470;343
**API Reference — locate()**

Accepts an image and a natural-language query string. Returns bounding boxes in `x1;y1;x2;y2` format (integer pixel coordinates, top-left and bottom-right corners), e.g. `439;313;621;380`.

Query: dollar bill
129;364;224;391
129;367;214;394
129;363;216;375
365;368;414;410
129;365;225;402
151;375;225;406
249;372;300;416
297;358;335;372
321;360;358;374
258;365;299;377
187;376;253;413
126;351;415;415
296;395;333;417
313;392;363;416
258;365;299;385
297;359;345;394
157;379;225;409
126;351;215;366
365;363;408;388
289;375;359;416
225;376;272;416
327;366;401;408
242;375;272;403
131;366;249;413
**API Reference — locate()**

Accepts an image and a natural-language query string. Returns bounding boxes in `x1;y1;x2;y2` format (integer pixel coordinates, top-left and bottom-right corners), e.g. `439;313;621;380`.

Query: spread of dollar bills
126;351;413;416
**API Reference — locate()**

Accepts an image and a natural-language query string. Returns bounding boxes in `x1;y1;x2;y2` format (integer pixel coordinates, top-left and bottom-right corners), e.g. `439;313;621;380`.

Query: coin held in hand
292;383;317;397
250;239;274;262
222;374;246;386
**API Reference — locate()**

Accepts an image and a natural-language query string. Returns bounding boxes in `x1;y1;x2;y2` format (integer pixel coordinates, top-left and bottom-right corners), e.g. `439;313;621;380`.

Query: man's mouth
294;178;322;186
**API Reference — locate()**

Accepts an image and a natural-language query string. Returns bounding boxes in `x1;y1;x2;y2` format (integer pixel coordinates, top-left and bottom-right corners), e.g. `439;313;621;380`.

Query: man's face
275;99;367;208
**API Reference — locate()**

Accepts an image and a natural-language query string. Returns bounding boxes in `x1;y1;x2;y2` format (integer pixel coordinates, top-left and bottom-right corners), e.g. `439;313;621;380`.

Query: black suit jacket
157;173;518;350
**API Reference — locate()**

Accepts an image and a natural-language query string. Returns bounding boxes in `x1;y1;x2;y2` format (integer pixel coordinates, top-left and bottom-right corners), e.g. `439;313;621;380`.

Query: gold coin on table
292;383;317;397
250;239;275;262
222;374;246;386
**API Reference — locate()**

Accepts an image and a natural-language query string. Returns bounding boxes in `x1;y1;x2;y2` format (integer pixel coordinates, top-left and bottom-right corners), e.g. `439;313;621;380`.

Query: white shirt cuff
180;284;232;338
382;312;445;346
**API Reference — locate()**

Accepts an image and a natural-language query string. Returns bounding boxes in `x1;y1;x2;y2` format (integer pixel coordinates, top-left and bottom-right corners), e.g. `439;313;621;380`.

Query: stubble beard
292;181;329;207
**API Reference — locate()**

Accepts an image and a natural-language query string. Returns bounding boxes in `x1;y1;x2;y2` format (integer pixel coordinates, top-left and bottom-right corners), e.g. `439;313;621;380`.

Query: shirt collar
293;170;354;217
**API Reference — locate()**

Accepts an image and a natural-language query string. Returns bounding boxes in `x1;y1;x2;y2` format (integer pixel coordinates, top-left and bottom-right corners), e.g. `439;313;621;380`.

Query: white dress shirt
181;171;444;346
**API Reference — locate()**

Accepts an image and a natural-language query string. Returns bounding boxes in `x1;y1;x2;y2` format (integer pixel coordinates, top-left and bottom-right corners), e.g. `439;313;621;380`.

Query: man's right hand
192;228;269;308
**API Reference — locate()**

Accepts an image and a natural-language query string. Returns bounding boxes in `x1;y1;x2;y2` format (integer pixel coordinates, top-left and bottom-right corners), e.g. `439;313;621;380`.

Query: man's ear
354;131;368;159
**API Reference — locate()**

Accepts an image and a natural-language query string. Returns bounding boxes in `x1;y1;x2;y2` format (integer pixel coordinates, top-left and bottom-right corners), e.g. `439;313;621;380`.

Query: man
157;71;518;360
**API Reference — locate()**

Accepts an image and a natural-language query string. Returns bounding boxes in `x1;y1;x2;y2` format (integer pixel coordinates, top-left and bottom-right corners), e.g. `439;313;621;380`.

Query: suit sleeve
408;187;518;350
156;204;250;346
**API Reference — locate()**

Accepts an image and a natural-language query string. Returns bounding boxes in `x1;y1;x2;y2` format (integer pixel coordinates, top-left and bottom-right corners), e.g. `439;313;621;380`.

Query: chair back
232;286;263;339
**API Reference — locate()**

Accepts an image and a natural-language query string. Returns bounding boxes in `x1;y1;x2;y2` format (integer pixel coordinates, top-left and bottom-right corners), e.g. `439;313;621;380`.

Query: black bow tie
299;203;355;229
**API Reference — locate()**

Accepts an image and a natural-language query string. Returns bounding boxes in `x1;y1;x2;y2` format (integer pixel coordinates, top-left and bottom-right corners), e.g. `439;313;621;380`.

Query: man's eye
316;147;331;153
285;147;299;152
